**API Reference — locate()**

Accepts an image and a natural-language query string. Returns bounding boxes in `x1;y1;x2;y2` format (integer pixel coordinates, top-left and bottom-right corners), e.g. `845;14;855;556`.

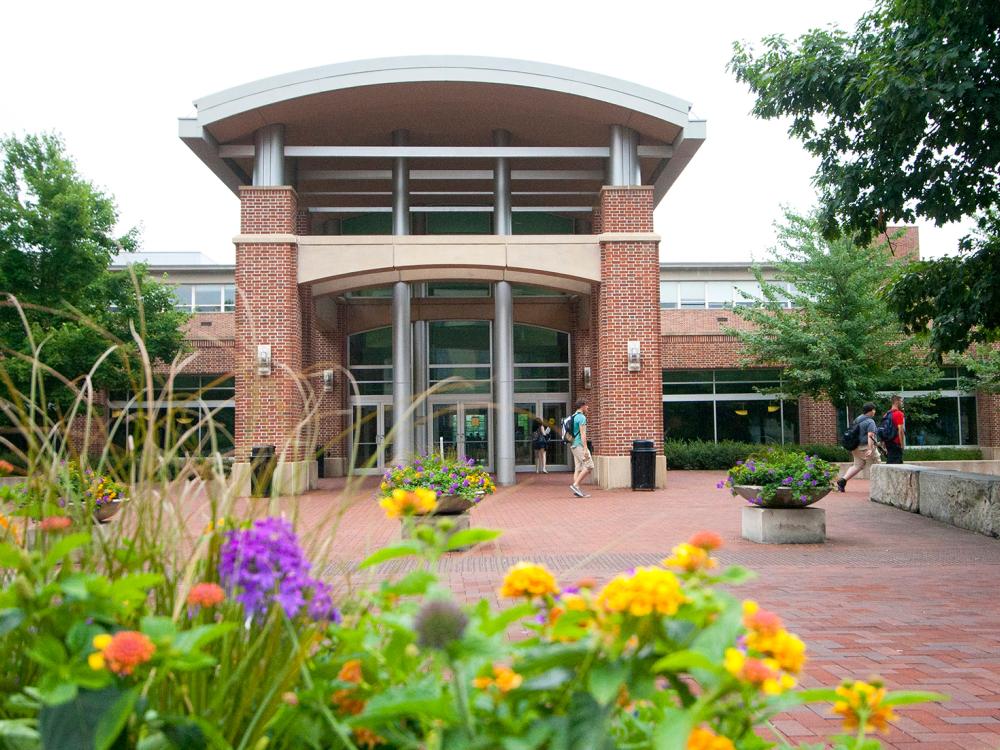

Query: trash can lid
632;439;655;450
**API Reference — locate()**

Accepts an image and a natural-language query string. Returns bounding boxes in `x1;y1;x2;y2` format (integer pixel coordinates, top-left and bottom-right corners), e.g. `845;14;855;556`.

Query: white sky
1;0;972;265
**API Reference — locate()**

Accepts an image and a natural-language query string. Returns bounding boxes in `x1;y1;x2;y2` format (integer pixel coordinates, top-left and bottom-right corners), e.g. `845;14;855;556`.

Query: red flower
39;516;72;532
688;531;723;551
187;582;225;609
101;631;155;675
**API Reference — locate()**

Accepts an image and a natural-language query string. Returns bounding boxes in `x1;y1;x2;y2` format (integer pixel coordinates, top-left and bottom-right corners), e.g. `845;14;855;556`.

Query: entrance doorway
429;400;492;469
515;398;571;471
351;398;393;474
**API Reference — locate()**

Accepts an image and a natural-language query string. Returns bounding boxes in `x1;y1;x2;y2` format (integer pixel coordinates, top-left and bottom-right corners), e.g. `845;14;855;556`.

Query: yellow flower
663;542;717;573
474;664;523;692
88;652;106;670
500;562;559;598
748;628;807;674
724;649;795;695
379;488;437;519
0;514;21;544
596;567;686;617
687;726;735;750
832;680;897;733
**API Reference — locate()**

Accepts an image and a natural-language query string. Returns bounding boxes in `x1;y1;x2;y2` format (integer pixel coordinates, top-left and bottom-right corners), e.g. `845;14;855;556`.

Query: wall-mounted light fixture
257;344;272;376
627;341;641;372
582;366;592;389
734;408;749;416
322;369;335;393
767;404;780;413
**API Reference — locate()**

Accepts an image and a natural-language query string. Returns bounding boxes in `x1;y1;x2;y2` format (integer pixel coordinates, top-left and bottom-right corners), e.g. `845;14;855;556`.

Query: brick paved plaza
264;470;1000;749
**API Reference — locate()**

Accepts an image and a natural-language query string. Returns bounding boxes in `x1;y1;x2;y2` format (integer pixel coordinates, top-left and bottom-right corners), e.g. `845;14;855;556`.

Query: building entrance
350;397;393;474
515;398;571;470
429;399;492;469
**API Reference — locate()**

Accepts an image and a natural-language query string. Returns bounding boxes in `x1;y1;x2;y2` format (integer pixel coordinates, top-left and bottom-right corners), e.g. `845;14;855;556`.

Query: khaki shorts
571;444;594;470
851;445;880;471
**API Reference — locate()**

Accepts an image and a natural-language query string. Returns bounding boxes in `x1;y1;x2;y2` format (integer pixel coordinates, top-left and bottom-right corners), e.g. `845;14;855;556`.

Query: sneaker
836;478;847;493
570;484;584;497
578;492;591;498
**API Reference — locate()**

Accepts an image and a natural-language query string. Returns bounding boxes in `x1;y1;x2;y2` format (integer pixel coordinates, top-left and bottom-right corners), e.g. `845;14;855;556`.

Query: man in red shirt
885;395;906;464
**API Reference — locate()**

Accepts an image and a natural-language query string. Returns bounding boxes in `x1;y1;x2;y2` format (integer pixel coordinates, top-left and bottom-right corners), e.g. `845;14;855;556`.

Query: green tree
0;133;187;409
729;0;1000;354
727;211;940;411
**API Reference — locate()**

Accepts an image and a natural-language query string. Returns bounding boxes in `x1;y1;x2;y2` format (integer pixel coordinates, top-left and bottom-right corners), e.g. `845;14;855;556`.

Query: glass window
660;281;678;309
349;327;393;367
706;282;733;309
429;321;491;365
782;400;799;443
223;285;235;312
426;283;491;298
345;286;393;298
513;326;569;364
716;400;783;444
733;281;762;307
959;396;978;445
511;285;566;297
679;282;706;309
195;285;222;312
173;285;193;311
663;401;715;442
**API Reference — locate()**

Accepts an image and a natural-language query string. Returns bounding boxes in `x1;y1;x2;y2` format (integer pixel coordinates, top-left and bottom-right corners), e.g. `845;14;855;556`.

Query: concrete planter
733;485;831;509
742;506;826;544
94;499;123;524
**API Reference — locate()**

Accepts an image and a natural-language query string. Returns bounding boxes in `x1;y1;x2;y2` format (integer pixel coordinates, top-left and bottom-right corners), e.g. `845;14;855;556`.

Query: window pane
908;396;959;446
223;285;235;311
733;281;761;307
663;401;715;442
426;282;491;297
514;379;570;393
429;366;491;381
959;396;977;445
679;282;705;309
706;282;733;308
194;285;222;312
173;285;193;309
781;400;799;444
515;365;569;379
716;400;783;444
663;383;714;395
659;281;678;308
663;369;713;383
349;327;393;366
715;368;780;382
346;286;393;298
513;326;569;364
429;321;490;365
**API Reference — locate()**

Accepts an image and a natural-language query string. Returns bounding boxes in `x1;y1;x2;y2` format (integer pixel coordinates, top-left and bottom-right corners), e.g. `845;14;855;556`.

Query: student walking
531;417;551;473
883;395;906;464
568;399;593;497
837;402;880;492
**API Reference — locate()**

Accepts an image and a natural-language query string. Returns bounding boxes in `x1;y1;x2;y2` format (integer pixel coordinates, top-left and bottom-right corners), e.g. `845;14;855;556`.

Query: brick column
798;396;838;445
235;186;310;493
593;186;665;488
976;391;1000;460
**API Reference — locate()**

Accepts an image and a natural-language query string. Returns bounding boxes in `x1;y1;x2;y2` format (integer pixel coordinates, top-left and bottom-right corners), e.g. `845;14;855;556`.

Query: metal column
493;129;515;485
391;129;413;462
252;124;286;186
413;283;429;457
607;125;640;187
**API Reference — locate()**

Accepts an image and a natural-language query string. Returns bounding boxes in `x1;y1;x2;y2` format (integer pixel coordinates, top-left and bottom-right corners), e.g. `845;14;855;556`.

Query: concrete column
392;129;411;236
607;125;640;187
253;124;285;186
413;315;429;456
391;129;413;462
492;129;515;484
493;129;512;235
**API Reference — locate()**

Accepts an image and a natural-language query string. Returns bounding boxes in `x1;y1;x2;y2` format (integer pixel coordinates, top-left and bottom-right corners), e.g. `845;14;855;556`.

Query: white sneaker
570;484;584;497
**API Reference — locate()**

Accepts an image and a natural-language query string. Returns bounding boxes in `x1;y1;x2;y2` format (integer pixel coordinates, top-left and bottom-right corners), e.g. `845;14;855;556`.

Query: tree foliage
0;133;188;407
727;211;940;409
729;0;1000;354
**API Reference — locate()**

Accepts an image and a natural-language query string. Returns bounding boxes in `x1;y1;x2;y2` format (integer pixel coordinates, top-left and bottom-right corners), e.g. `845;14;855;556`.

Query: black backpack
878;410;898;443
840;421;862;451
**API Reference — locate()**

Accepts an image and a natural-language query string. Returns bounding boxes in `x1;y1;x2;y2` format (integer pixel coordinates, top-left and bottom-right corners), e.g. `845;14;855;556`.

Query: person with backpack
881;394;906;464
836;402;880;492
564;399;593;497
531;417;551;474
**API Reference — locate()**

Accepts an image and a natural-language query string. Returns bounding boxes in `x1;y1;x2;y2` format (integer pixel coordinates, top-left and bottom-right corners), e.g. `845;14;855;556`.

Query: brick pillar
976;391;1000;460
593;186;664;488
235;186;309;492
798;396;838;445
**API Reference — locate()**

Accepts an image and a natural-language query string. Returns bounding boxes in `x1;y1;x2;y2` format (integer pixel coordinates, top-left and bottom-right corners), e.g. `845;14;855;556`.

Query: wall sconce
256;344;272;376
322;369;335;393
582;366;592;389
627;341;641;372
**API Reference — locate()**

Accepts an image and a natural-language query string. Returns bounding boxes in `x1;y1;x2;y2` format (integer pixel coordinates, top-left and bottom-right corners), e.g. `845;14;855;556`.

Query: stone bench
870;464;1000;538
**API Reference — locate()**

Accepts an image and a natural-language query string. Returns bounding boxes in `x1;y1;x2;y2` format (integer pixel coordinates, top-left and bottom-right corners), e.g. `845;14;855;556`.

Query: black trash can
316;450;326;479
630;439;656;491
250;445;276;498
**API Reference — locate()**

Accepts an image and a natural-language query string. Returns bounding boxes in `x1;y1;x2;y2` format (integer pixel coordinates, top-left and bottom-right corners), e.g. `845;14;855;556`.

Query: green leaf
882;690;949;707
478;602;536;637
27;635;68;670
93;688;138;750
357;541;422;569
652;708;692;750
36;676;76;707
0;607;25;636
520;667;574;692
39;687;129;750
712;566;756;585
795;687;841;703
0;719;41;750
0;543;25;569
382;569;437;596
587;660;628;706
653;650;720;674
171;623;235;655
444;528;501;551
42;533;90;569
58;576;90;601
355;680;457;723
140;616;177;642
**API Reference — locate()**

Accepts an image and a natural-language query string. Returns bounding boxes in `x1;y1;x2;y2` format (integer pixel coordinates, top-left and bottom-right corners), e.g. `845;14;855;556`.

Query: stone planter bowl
428;495;476;515
94;499;123;524
733;485;831;509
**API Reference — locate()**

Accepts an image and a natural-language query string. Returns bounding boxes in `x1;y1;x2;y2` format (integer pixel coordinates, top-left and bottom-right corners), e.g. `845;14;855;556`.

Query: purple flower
803;472;812;480
716;480;726;489
781;476;793;486
219;517;339;622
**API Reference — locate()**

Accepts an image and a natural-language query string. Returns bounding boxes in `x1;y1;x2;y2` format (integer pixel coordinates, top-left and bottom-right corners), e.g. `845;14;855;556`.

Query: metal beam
307;206;595;213
178;119;248;194
222;145;613;159
299;168;605;182
252;125;285;186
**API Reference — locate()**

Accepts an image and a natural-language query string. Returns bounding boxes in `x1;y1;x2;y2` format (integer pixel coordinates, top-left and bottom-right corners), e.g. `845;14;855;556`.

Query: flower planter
427;495;475;516
94;499;123;524
733;485;831;509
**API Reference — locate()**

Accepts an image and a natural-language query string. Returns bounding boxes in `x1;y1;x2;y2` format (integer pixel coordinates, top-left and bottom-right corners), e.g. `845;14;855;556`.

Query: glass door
351;398;393;474
429;400;492;470
462;404;490;468
514;397;571;471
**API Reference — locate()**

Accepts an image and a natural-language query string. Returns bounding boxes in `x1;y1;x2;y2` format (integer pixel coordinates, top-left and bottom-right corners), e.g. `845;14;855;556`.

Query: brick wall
881;226;920;262
661;335;745;369
235;186;304;460
595;187;662;454
299;289;347;460
798;395;838;444
976;392;1000;448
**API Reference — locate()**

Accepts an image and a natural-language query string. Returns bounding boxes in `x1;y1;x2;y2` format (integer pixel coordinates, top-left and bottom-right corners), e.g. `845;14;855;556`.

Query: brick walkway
276;470;1000;749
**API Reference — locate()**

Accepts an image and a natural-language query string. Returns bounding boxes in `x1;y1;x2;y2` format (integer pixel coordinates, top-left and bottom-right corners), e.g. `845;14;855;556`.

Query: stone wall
870;464;1000;538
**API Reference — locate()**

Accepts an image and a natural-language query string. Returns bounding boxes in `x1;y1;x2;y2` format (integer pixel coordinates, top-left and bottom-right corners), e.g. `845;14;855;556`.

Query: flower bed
379;453;496;510
718;451;837;507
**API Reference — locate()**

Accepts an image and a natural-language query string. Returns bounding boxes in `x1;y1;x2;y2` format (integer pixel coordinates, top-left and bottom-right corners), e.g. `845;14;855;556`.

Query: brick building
127;56;995;493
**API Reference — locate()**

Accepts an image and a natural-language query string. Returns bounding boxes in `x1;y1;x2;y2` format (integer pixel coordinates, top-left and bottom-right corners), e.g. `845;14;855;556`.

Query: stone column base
593;455;667;490
741;507;825;544
324;457;347;478
231;459;318;497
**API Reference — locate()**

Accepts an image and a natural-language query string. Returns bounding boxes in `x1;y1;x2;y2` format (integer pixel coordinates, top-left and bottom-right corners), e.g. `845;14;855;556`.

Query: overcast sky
2;0;972;264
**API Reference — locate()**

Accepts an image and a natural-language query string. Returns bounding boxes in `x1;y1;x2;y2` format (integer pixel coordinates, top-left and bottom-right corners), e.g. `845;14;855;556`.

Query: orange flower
724;649;795;695
474;664;523;692
92;631;155;676
663;542;717;573
499;562;559;598
331;689;365;715
338;659;363;683
187;582;225;609
687;726;735;750
742;600;783;634
688;531;723;551
833;679;897;733
353;727;385;748
39;516;72;533
0;514;21;544
0;460;14;476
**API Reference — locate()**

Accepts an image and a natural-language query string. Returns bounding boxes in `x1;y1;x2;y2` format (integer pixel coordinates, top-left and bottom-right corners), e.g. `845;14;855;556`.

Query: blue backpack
878;410;898;443
561;413;577;444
